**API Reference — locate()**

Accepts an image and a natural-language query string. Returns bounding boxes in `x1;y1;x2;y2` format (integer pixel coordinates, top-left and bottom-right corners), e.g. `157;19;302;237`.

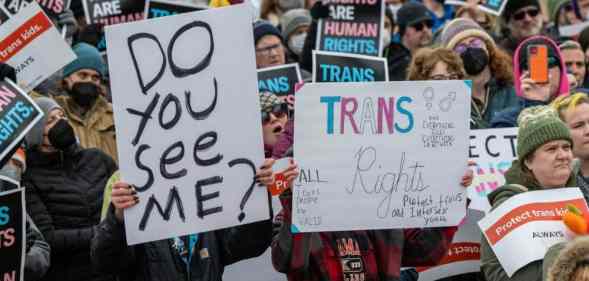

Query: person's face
563;103;589;160
559;2;582;25
63;69;101;91
508;6;543;40
580;0;589;18
428;60;459;80
261;104;288;147
403;20;433;51
525;140;573;188
562;48;587;86
255;35;286;69
41;108;66;152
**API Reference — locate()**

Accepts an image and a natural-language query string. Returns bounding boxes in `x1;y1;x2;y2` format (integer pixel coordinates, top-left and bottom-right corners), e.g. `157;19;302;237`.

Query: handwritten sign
312;51;388;82
0;2;75;92
417;209;484;280
316;0;384;56
468;128;518;212
446;0;508;16
292;81;471;233
144;0;203;19
106;4;268;245
258;63;302;111
479;188;589;277
0;187;24;281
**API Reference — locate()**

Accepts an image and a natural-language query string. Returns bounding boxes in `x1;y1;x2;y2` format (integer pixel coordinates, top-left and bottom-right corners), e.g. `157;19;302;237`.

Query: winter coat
25;214;51;281
24;145;117;281
385;42;412;81
490;99;547;128
54;95;118;163
543;236;589;281
272;190;458;281
91;205;273;281
471;80;520;129
480;160;577;281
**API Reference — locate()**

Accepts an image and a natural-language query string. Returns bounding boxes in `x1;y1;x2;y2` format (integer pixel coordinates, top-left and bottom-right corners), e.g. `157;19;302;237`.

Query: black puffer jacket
24;145;117;281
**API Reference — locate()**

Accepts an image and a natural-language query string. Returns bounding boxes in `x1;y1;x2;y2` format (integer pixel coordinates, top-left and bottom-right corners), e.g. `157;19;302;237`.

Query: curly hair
488;44;514;84
407;48;466;80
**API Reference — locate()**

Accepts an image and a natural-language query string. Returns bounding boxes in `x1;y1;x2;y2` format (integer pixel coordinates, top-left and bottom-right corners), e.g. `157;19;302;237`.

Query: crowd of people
8;0;589;280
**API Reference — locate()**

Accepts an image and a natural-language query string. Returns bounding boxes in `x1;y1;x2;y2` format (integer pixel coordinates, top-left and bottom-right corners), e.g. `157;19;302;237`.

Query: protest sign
106;4;268;245
258;63;302;110
316;0;384;56
293;81;471;233
0;80;42;163
417;209;484;280
446;0;508;16
479;188;589;277
0;2;75;92
0;186;25;281
468;128;518;212
1;0;72;19
83;0;144;52
312;51;388;82
144;0;203;19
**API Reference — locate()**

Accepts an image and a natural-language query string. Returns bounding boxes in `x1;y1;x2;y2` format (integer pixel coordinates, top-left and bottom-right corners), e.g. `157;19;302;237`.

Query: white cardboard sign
478;188;589;277
0;2;74;92
468;128;518;212
293;81;471;233
106;4;267;245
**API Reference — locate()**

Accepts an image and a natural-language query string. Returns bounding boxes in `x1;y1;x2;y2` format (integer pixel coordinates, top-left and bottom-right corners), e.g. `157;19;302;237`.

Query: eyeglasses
454;38;486;54
262;103;288;124
512;8;540;21
255;43;282;56
429;73;460;80
411;20;433;32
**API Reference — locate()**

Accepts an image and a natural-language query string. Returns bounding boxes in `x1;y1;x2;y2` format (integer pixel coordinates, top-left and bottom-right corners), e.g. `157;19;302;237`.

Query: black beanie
503;0;540;21
253;20;283;46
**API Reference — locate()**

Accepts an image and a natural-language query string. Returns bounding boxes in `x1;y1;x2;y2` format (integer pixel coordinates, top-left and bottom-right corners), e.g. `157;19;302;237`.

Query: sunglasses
262;103;288;124
513;8;540;21
411;20;433;32
454;38;486;54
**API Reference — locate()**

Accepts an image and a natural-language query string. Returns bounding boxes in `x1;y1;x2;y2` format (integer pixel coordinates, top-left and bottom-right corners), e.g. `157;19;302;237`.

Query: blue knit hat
254;20;283;46
62;43;106;78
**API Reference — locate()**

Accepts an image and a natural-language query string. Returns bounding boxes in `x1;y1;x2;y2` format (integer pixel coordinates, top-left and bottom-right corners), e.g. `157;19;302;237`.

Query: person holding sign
491;36;570;128
440;18;520;129
481;106;576;281
23;97;117;281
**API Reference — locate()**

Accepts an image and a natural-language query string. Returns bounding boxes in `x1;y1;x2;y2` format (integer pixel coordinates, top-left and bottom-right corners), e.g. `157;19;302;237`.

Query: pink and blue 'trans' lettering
320;95;414;135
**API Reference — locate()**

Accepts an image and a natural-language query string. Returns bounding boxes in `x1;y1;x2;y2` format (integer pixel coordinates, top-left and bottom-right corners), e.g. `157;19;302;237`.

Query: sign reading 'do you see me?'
106;4;267;245
0;2;75;92
479;188;589;277
316;0;384;56
293;81;471;233
468;127;518;212
312;50;388;82
0;186;25;281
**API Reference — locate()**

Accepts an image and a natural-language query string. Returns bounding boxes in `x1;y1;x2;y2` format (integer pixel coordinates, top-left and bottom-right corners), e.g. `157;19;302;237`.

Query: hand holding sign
268;158;298;196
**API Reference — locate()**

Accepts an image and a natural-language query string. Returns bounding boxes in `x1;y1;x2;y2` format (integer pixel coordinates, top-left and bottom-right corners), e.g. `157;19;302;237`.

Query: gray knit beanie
280;9;311;40
441;18;496;50
25;97;62;148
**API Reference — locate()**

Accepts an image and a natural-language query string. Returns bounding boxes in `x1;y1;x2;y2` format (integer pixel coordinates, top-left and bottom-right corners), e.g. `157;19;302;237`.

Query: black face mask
460;47;489;76
48;119;76;150
68;82;100;107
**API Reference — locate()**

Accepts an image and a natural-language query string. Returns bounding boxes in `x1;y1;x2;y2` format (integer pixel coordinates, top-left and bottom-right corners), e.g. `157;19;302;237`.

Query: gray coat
25;214;51;281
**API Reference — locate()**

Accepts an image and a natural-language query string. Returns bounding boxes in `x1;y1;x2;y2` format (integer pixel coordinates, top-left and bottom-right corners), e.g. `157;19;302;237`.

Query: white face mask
382;31;391;48
288;32;307;56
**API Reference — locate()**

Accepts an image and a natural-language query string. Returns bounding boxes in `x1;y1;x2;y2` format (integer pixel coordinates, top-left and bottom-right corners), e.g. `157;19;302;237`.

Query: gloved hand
58;9;78;41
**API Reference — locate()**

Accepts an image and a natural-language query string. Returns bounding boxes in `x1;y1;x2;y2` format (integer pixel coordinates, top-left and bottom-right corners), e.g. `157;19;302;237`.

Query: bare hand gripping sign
106;4;267;245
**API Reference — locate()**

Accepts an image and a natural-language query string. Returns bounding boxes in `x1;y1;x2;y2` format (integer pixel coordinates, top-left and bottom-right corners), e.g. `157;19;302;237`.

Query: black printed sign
312;50;387;82
145;0;203;19
0;188;24;281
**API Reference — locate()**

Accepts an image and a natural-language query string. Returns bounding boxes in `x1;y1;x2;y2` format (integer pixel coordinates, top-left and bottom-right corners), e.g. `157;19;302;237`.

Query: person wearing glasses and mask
441;18;520;129
498;0;546;55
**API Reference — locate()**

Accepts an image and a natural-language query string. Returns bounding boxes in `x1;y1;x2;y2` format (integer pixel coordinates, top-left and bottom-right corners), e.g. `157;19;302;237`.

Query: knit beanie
25;97;63;148
254;20;283;46
503;0;540;21
280;9;311;40
397;2;432;31
441;18;496;50
62;43;106;78
259;91;282;112
516;105;572;162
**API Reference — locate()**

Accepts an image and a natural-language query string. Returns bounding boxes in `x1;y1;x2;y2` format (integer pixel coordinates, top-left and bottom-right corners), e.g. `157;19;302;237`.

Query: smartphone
528;44;549;84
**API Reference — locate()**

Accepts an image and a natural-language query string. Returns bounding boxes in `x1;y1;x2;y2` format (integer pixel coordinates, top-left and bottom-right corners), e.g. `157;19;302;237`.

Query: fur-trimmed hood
545;236;589;281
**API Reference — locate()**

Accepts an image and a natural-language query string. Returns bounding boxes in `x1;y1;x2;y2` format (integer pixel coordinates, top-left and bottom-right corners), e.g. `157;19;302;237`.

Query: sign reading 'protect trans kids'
293;81;471;233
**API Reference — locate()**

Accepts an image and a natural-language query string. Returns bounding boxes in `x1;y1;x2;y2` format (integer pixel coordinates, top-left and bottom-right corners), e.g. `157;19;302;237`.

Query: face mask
0;164;21;186
460;47;489;76
68;82;100;108
288;33;306;56
382;31;391;48
48;119;77;150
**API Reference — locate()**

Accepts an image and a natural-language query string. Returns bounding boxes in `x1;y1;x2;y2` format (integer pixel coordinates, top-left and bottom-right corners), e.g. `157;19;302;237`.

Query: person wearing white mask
280;9;311;63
